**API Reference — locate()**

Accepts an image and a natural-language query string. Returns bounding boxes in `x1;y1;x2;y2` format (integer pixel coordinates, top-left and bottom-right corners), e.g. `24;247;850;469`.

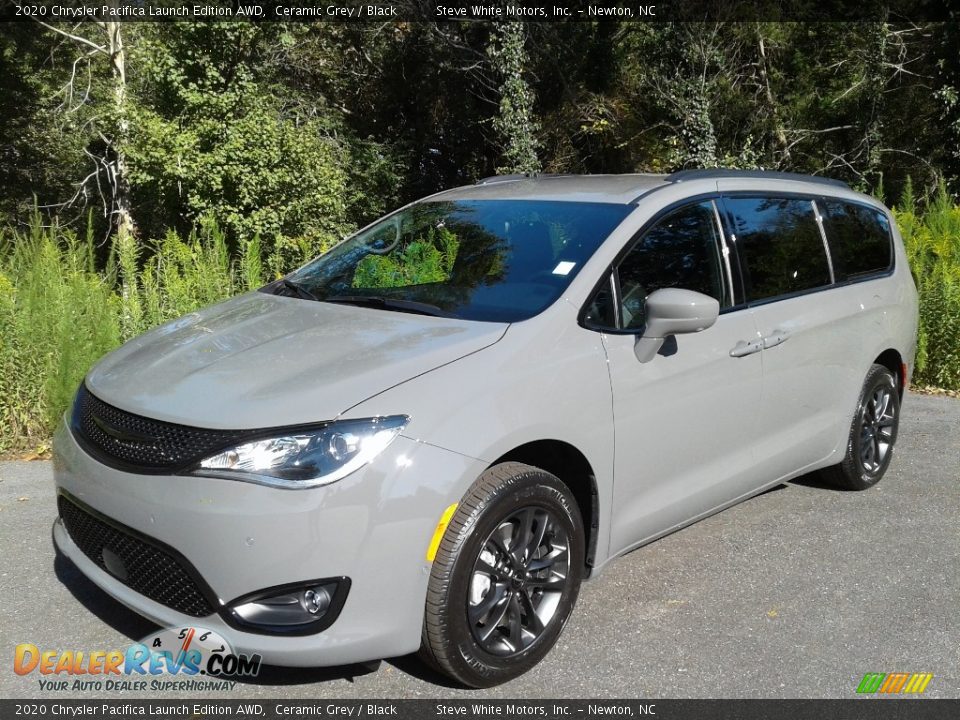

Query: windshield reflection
279;199;632;322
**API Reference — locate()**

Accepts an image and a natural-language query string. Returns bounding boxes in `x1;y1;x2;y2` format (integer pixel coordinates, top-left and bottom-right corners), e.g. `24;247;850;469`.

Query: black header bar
1;0;958;23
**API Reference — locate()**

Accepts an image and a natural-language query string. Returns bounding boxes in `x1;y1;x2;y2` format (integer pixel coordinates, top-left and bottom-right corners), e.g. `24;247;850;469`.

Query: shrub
353;226;459;288
895;181;960;390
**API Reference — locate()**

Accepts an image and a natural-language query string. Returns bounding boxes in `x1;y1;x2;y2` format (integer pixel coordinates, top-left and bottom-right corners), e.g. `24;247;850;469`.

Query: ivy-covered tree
488;22;541;174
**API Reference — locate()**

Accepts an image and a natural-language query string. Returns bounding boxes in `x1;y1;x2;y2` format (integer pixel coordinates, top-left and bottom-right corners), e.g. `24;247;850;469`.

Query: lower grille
58;494;215;618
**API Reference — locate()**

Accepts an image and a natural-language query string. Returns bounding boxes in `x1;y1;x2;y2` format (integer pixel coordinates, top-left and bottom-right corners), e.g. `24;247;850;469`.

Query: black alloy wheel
467;505;570;656
420;462;584;687
822;363;901;490
857;382;897;474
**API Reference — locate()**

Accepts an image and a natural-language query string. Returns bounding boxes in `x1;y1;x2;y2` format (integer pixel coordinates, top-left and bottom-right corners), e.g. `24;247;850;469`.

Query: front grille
58;494;215;617
71;384;243;471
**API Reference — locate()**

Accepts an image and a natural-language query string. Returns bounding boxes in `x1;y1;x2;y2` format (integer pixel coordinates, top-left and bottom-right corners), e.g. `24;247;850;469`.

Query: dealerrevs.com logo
14;626;261;692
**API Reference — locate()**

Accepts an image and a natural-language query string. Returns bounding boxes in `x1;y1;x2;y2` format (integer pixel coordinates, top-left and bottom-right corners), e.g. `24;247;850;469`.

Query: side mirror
634;288;720;363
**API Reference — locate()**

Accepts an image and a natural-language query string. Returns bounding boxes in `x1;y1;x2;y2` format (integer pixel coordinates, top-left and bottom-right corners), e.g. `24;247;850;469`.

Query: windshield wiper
322;295;453;318
277;278;319;301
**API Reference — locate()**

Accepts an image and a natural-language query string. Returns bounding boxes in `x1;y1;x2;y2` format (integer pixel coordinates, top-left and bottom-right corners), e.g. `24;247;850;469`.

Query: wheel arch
490;440;600;574
874;348;905;398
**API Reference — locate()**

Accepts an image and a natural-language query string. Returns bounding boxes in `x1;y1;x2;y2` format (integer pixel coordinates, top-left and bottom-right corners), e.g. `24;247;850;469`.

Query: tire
420;462;585;688
821;364;900;491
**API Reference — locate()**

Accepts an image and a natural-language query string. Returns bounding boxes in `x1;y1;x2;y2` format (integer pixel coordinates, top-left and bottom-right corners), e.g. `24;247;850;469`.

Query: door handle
730;339;763;357
761;330;790;349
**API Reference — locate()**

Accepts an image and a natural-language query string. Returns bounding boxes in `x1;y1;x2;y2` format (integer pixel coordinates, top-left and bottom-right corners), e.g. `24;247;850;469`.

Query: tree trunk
105;21;136;241
34;16;137;239
863;18;890;190
756;25;789;164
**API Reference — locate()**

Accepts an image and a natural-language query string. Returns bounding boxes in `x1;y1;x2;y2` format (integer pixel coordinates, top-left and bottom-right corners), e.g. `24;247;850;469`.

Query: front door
583;199;766;556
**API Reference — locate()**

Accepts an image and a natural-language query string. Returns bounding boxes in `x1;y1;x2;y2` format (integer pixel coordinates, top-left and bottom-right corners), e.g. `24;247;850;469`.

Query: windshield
280;199;632;322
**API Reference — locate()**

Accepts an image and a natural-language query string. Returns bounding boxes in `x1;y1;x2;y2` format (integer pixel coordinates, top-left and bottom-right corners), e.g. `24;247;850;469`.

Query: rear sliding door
719;193;865;480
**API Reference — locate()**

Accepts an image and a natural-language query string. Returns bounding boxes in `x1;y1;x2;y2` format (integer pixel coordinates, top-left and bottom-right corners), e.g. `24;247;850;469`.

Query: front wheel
420;462;584;687
821;364;900;490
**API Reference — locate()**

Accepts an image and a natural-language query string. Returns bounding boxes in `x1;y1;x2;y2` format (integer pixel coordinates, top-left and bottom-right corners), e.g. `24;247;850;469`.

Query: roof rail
476;173;563;185
667;168;849;189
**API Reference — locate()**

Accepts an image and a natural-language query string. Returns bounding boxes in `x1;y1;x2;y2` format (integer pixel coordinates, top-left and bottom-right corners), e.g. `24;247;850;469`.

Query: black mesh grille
58;495;215;617
72;385;243;471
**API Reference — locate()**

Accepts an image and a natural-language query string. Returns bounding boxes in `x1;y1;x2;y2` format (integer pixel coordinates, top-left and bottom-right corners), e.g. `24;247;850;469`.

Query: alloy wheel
859;385;897;474
467;505;570;656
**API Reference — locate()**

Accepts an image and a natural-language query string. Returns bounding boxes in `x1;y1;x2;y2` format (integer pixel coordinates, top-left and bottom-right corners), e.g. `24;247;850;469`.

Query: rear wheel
420;462;584;688
822;364;900;490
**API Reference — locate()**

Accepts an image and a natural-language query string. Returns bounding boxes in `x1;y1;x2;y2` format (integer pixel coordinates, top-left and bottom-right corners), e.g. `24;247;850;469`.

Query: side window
726;197;832;302
607;201;728;330
820;200;893;281
617;202;728;329
583;277;617;328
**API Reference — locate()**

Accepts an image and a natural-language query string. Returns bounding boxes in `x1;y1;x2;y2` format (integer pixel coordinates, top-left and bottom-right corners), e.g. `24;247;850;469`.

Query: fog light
301;586;331;615
224;578;349;635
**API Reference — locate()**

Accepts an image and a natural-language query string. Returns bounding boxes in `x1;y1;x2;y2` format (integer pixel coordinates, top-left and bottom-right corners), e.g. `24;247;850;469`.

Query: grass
0;215;265;454
0;217;120;451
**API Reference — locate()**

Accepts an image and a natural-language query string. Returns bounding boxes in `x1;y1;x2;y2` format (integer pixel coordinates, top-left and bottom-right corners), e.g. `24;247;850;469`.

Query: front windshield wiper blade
322;295;454;318
277;278;319;301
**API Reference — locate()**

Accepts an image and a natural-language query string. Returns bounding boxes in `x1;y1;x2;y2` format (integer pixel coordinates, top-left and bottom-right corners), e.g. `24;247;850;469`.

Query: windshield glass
285;199;632;322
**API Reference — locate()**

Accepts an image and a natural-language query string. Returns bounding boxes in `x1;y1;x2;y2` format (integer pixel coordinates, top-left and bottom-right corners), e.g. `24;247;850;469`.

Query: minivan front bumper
52;420;487;667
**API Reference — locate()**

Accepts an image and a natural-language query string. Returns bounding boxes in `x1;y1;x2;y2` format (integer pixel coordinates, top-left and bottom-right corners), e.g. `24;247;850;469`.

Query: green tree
126;25;351;267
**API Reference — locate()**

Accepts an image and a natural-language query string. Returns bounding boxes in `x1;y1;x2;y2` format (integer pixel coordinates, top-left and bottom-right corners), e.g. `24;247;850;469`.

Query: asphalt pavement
1;392;958;699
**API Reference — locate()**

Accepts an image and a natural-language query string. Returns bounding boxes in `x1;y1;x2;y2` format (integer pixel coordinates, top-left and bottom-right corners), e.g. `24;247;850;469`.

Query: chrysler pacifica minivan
53;170;917;686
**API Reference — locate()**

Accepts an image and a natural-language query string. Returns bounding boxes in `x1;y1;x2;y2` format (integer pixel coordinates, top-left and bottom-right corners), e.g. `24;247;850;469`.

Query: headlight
191;416;408;489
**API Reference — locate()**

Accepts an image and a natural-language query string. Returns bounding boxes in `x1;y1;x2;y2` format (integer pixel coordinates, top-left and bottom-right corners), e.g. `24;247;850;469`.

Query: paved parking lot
1;392;958;699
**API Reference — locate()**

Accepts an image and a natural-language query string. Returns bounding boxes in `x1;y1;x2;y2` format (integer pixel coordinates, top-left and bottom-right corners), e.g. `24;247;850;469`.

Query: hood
85;292;507;429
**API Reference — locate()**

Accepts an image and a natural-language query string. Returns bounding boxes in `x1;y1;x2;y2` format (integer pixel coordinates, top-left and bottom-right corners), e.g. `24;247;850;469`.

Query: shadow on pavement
228;661;382;687
386;654;469;690
789;469;851;492
756;483;788;496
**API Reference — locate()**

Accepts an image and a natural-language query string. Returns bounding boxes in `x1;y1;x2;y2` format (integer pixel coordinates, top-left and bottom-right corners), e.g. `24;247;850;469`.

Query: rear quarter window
820;200;893;281
724;196;832;302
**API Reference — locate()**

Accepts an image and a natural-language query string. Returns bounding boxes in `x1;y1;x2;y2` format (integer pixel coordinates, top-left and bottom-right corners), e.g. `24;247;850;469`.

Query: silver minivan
53;170;918;687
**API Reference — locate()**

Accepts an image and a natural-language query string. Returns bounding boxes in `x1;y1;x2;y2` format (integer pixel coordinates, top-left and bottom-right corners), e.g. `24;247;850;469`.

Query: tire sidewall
443;472;584;686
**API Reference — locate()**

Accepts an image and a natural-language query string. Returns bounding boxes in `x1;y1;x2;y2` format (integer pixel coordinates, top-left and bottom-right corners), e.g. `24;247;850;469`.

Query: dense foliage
4;22;959;239
896;183;960;390
0;20;959;451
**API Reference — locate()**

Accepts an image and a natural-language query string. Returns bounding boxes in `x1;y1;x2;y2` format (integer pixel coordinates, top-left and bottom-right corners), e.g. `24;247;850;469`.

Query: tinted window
286;200;632;323
590;201;728;330
820;200;893;280
583;278;616;328
726;197;831;302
